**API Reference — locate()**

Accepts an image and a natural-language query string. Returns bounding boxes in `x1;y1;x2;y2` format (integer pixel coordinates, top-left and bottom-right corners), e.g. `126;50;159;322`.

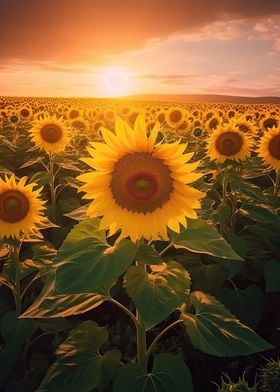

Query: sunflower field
0;97;279;392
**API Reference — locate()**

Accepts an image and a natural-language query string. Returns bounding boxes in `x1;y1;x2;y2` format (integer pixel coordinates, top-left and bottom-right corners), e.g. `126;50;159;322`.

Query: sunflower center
0;190;29;223
170;110;182;123
110;152;173;213
215;132;243;156
40;124;62;143
20;109;30;117
268;134;280;160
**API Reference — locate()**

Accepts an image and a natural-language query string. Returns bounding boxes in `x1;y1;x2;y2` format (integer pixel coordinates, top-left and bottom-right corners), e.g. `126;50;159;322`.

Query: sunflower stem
136;309;147;372
146;319;183;361
49;154;57;220
220;167;229;234
108;297;138;329
231;191;238;233
274;170;280;196
10;243;22;315
159;242;173;256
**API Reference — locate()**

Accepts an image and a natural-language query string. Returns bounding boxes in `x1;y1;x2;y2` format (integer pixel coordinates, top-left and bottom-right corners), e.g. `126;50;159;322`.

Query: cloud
252;17;280;51
138;74;201;85
0;0;279;63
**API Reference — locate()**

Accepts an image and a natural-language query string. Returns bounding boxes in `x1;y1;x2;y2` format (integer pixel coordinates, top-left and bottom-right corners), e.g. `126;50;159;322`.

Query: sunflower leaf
113;353;194;392
172;218;243;260
180;291;273;356
54;219;137;294
124;261;190;330
37;321;121;392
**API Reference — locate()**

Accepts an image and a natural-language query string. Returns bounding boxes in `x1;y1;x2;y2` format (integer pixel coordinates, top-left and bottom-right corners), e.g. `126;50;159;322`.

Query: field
0;96;279;392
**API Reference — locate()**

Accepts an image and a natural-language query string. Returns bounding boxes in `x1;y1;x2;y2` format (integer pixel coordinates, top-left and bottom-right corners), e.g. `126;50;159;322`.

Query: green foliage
0;311;36;388
54;218;137;293
264;259;280;292
216;373;257;392
37;321;121;392
180;291;273;356
113;353;194;392
172;218;243;260
21;272;110;318
219;284;265;328
124;261;190;330
258;358;280;392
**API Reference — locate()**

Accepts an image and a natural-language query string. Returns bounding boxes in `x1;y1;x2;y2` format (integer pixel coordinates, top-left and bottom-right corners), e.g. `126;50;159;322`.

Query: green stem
108;297;138;329
49;154;56;220
146;319;183;361
136;310;147;372
159;242;173;256
222;167;228;204
231;191;238;233
10;244;22;315
274;170;280;196
220;167;229;234
20;272;41;300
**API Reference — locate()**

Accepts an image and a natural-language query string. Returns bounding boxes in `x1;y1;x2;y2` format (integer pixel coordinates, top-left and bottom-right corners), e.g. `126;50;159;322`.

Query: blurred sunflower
205;114;221;133
260;115;278;132
18;106;33;122
71;118;90;134
258;126;280;170
232;116;258;136
29;115;70;154
0;175;45;239
78;115;204;242
207;125;253;163
166;107;185;128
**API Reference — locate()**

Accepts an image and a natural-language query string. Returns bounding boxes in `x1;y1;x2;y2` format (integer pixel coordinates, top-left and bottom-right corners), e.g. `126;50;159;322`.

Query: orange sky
1;0;280;97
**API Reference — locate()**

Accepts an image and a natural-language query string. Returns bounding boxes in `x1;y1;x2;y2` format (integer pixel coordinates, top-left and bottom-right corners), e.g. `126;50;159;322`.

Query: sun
98;67;134;97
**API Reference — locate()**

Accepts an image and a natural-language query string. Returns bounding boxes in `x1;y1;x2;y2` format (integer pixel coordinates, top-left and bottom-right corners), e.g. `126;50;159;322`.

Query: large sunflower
0;175;45;239
207;124;253;163
257;126;280;170
78;115;204;242
29;114;70;154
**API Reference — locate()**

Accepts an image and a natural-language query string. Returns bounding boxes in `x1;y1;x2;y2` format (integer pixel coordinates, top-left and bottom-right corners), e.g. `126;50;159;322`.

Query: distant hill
120;94;280;104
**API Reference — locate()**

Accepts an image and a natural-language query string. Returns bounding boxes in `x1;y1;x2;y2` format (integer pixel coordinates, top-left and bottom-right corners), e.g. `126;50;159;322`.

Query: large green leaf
219;285;265;328
113;353;194;392
21;272;110;318
38;321;121;392
0;311;36;388
229;175;269;204
180;291;273;357
240;204;280;224
124;261;190;330
181;257;226;295
136;243;163;265
54;219;137;293
264;259;280;292
172;219;243;260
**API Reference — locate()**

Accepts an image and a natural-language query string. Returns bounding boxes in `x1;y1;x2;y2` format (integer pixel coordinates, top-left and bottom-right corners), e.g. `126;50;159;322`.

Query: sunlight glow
97;68;135;97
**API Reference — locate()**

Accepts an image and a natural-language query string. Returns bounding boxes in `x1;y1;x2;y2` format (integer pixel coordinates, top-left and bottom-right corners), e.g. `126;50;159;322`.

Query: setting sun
97;68;135;97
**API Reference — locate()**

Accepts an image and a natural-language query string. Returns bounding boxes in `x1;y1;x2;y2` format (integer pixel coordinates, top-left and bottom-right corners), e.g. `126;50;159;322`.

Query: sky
0;0;280;97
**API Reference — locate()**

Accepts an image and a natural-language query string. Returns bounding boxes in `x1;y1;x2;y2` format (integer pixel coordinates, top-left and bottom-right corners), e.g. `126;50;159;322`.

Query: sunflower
207;124;253;163
18;105;33;122
71;117;90;134
77;115;204;242
29;114;70;154
0;175;45;239
260;115;279;132
204;114;221;133
166;107;185;128
232;116;258;136
257;126;280;170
